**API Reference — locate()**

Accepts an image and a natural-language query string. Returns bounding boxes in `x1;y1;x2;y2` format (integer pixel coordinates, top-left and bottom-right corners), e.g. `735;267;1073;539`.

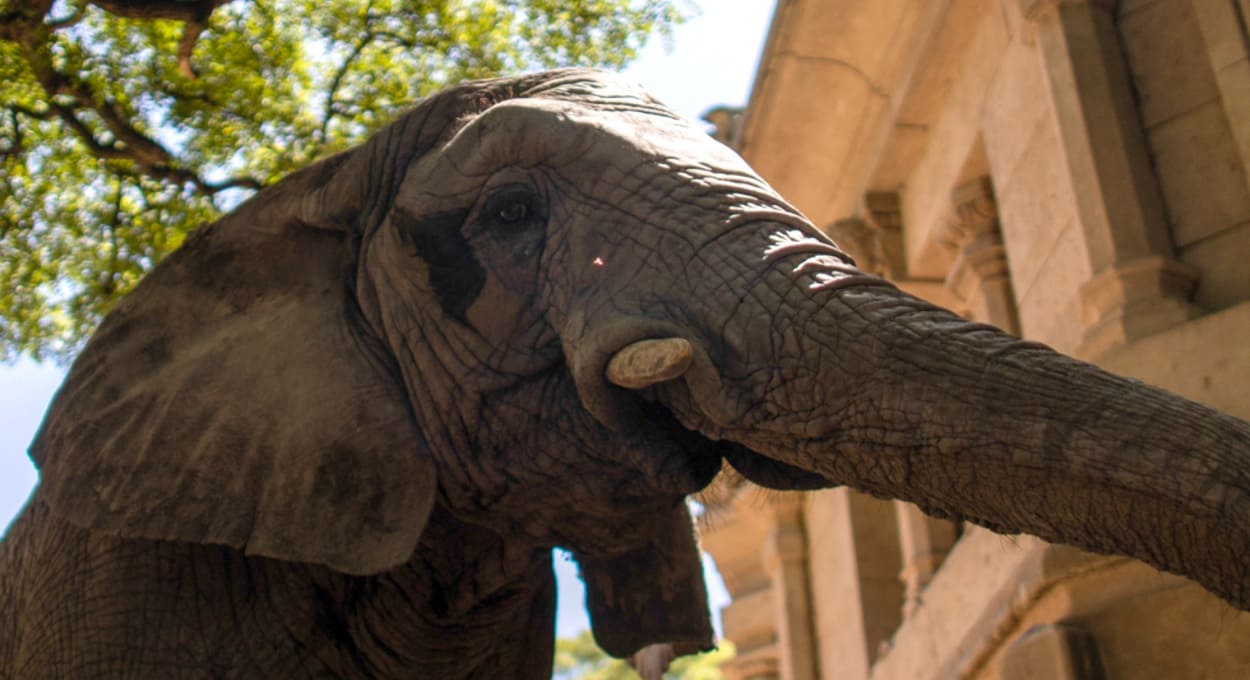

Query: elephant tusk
606;338;693;389
629;643;676;680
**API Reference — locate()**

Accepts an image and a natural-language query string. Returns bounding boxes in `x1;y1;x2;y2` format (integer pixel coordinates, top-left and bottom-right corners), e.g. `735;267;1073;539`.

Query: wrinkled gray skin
3;69;1250;678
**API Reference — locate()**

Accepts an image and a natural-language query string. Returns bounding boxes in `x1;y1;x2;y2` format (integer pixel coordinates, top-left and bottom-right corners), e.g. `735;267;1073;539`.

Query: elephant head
27;68;1250;671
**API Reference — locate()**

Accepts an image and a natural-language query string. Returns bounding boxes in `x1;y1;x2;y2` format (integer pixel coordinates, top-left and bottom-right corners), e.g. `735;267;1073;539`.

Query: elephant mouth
606;351;831;494
622;398;725;495
571;328;832;495
633;388;830;493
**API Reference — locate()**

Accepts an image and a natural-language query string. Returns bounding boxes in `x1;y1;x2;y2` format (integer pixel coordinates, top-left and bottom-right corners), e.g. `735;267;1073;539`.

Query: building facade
699;1;1250;678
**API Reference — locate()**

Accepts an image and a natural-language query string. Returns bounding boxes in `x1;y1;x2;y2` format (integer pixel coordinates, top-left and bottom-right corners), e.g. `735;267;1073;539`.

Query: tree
0;0;684;361
554;630;735;680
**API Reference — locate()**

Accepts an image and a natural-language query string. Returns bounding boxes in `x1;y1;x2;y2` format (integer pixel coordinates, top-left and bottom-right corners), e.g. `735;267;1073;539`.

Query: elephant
2;67;1249;678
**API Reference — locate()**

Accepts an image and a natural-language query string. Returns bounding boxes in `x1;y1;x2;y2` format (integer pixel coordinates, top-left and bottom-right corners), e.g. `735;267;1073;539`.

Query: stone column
1020;0;1199;359
893;501;960;619
762;496;818;680
805;490;905;679
702;105;746;149
700;485;814;680
823;192;907;280
940;177;1022;334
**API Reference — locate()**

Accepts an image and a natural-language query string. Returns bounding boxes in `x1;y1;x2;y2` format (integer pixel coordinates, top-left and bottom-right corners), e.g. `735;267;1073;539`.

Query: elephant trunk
641;227;1250;611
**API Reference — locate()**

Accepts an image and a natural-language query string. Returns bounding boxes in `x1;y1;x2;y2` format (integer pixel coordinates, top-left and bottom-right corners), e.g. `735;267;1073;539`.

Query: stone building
698;1;1250;678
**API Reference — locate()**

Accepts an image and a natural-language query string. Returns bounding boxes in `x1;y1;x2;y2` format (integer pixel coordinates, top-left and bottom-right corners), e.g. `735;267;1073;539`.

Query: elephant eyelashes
495;200;529;224
480;185;545;232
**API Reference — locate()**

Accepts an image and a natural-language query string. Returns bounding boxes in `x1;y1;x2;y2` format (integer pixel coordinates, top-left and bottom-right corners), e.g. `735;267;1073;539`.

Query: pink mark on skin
592;256;605;267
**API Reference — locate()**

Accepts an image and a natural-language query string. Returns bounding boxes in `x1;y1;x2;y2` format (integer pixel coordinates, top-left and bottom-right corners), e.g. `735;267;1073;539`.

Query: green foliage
0;0;685;361
554;630;735;680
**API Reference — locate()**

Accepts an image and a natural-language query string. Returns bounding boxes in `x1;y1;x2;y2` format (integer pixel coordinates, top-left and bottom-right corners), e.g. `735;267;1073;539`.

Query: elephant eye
481;185;543;231
495;200;529;224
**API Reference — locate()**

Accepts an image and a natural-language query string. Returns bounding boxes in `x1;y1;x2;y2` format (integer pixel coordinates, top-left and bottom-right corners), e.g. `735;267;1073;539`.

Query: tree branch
372;28;417;49
316;31;377;147
176;17;206;79
101;179;124;296
201;176;262;193
28;56;263;196
0;0;56;42
87;0;228;23
7;0;231;80
48;103;129;160
5;0;264;197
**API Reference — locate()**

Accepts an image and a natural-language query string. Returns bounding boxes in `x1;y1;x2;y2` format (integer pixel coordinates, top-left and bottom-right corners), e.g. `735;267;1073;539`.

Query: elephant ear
29;126;445;574
579;504;715;659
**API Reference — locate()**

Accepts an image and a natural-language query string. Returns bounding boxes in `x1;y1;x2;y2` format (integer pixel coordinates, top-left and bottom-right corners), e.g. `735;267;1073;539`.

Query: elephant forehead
430;98;753;183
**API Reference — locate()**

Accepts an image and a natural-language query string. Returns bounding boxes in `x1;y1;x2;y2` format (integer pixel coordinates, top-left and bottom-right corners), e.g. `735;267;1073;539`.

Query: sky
0;0;778;641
